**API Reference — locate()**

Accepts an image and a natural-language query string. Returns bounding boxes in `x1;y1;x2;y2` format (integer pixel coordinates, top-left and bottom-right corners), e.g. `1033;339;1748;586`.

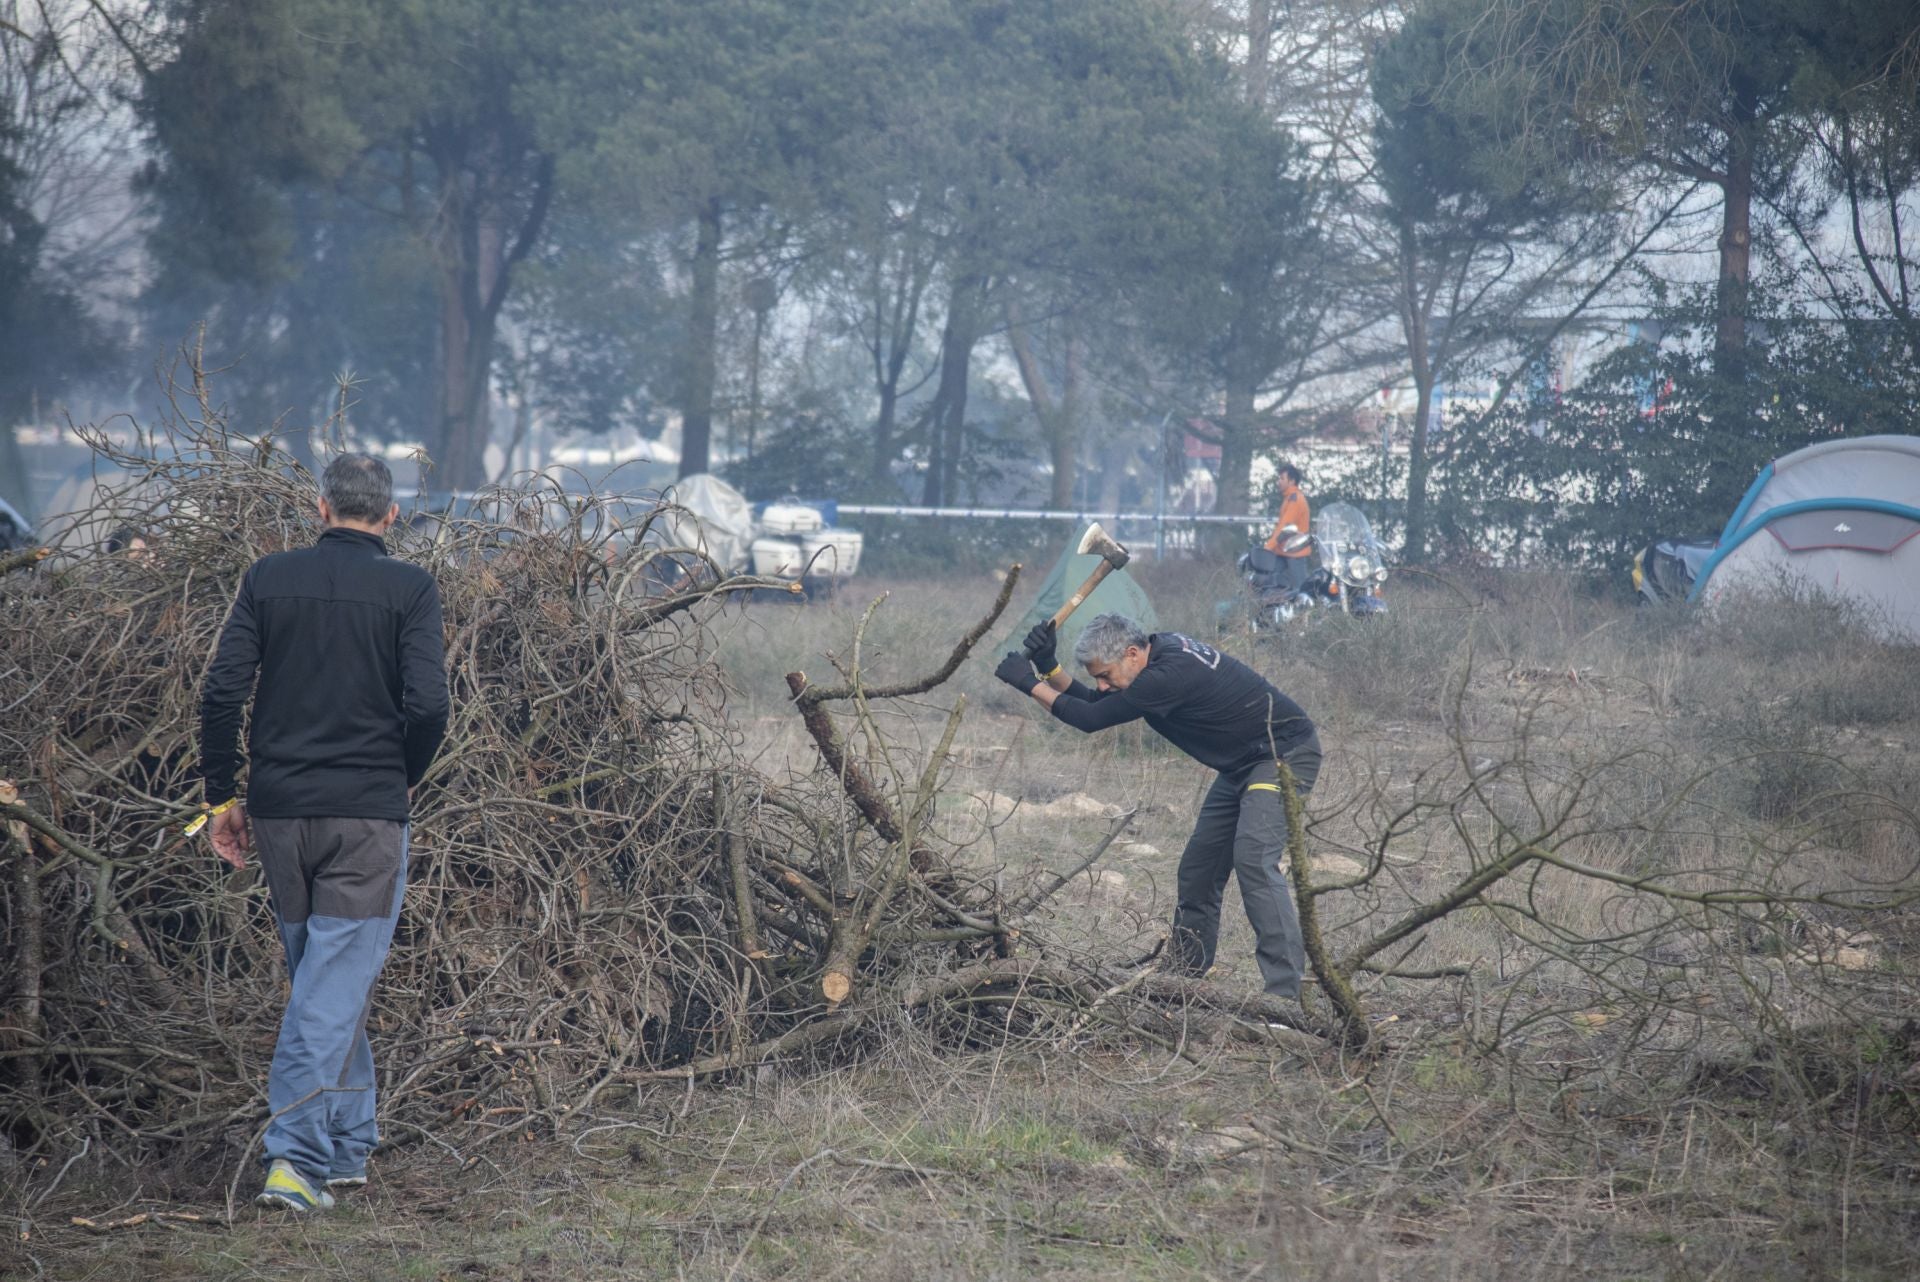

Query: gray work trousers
1169;737;1322;999
1274;554;1313;595
252;817;409;1185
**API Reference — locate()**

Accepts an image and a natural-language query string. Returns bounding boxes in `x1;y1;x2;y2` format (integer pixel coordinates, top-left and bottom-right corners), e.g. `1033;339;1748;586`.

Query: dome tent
998;524;1158;668
1688;435;1920;642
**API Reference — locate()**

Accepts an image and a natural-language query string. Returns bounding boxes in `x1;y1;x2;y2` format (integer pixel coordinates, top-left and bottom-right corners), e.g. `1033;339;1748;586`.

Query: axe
1048;522;1132;631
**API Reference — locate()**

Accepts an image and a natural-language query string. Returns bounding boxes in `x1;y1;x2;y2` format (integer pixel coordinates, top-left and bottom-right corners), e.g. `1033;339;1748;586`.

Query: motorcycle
1224;501;1390;632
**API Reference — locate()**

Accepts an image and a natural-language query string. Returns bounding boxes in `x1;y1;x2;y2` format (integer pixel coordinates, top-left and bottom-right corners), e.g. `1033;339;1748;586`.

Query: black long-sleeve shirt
199;526;449;820
1048;632;1314;772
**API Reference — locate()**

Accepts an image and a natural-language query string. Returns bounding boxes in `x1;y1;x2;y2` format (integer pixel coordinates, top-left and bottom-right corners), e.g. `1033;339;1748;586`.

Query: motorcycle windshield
1315;502;1380;553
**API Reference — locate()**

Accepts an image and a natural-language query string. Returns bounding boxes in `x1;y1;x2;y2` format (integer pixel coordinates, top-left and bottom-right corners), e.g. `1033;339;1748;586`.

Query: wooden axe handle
1048;559;1120;630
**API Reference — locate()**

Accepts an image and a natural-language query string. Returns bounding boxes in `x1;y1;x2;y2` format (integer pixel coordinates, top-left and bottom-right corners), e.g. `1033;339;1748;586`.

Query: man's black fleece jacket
1048;632;1315;773
199;526;449;820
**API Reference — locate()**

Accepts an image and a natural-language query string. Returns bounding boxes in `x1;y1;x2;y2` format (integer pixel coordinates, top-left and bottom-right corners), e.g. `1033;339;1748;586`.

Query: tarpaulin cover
661;473;756;572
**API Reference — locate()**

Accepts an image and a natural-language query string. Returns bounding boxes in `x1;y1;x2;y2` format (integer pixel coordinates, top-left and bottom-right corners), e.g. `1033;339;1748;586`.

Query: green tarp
997;526;1158;669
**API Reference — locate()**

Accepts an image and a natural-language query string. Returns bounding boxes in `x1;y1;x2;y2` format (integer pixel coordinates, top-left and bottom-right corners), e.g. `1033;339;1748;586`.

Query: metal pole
743;276;778;462
835;503;1269;524
1381;414;1390;523
747;309;764;461
1154;410;1171;561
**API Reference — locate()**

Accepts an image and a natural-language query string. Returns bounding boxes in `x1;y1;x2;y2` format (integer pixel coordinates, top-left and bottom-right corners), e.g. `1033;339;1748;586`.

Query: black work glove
994;651;1038;693
1022;619;1059;675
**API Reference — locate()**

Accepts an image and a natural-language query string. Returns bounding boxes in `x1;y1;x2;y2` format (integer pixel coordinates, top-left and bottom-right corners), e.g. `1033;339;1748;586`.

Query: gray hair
1073;613;1149;666
321;453;394;522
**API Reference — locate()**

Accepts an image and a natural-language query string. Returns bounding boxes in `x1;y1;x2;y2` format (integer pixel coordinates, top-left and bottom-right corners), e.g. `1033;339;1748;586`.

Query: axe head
1076;522;1130;569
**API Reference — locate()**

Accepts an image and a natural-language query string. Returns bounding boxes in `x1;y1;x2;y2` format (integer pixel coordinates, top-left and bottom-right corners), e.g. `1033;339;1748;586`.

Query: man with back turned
197;453;448;1213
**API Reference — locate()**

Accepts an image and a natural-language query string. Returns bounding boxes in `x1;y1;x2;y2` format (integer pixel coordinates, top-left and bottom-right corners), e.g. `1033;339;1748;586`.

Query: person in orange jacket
1263;464;1312;592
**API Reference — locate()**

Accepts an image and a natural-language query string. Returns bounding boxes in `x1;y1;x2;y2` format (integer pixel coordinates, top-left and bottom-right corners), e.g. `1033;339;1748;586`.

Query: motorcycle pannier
1241;544;1293;591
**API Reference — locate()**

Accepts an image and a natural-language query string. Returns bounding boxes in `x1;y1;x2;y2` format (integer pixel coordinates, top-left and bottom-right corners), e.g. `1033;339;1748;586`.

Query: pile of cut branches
0;405;957;1154
0;387;1321;1171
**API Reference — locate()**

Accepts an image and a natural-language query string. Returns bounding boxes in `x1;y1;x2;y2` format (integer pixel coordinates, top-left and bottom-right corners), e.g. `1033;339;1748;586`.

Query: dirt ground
11;557;1920;1280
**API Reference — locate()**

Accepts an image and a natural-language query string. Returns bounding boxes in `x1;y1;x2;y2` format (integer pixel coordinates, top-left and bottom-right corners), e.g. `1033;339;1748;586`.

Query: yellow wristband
1041;664;1062;680
183;797;237;837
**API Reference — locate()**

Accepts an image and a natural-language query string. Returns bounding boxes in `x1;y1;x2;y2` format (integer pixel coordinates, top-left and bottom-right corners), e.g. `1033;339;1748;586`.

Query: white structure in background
751;500;863;582
547;434;680;471
664;480;864;585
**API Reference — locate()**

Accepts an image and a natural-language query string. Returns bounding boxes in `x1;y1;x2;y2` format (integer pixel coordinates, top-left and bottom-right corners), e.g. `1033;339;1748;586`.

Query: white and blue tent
1689;434;1920;641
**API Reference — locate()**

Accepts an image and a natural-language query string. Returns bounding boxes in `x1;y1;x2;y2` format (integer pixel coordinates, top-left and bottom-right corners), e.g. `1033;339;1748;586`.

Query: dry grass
8;550;1920;1280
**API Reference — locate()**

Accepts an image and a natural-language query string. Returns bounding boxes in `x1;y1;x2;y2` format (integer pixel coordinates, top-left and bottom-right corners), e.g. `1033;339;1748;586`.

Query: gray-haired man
198;454;448;1212
994;614;1321;1001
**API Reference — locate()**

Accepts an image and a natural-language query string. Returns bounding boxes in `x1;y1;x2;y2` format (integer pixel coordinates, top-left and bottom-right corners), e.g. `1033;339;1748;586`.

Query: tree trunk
435;287;505;493
1404;377;1435;563
922;276;979;507
680;197;724;479
1203;373;1257;557
1714;102;1755;382
1047;329;1082;510
431;157;502;493
434;211;478;492
923;393;946;507
1398;222;1436;563
430;136;554;493
441;216;514;490
1245;0;1274;111
868;246;931;486
872;380;898;484
1215;375;1257;517
1006;305;1084;511
1;781;42;1057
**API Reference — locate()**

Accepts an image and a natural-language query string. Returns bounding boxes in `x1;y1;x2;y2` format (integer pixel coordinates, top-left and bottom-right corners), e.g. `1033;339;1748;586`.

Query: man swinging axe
993;526;1323;1001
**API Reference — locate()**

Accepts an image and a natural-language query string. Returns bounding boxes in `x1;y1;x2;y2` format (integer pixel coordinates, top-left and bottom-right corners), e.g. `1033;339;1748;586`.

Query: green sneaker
257;1159;335;1212
325;1170;368;1191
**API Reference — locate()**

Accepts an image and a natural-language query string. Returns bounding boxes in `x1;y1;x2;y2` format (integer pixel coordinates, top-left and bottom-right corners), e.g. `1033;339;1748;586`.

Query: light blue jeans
253;818;409;1183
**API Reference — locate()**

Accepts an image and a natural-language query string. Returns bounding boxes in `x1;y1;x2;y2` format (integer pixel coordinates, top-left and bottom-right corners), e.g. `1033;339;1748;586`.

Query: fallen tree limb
70;1210;210;1232
791;566;1021;706
820;697;968;1004
0;546;50;575
783;568;1018;883
626;958;1093;1081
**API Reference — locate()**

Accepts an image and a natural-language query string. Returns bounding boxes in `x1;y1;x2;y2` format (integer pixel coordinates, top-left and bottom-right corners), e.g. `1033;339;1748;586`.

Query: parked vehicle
1223;500;1389;632
749;498;863;597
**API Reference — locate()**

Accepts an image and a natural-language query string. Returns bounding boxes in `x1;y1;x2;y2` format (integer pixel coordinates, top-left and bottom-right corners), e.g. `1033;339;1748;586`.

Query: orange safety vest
1264;485;1311;556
